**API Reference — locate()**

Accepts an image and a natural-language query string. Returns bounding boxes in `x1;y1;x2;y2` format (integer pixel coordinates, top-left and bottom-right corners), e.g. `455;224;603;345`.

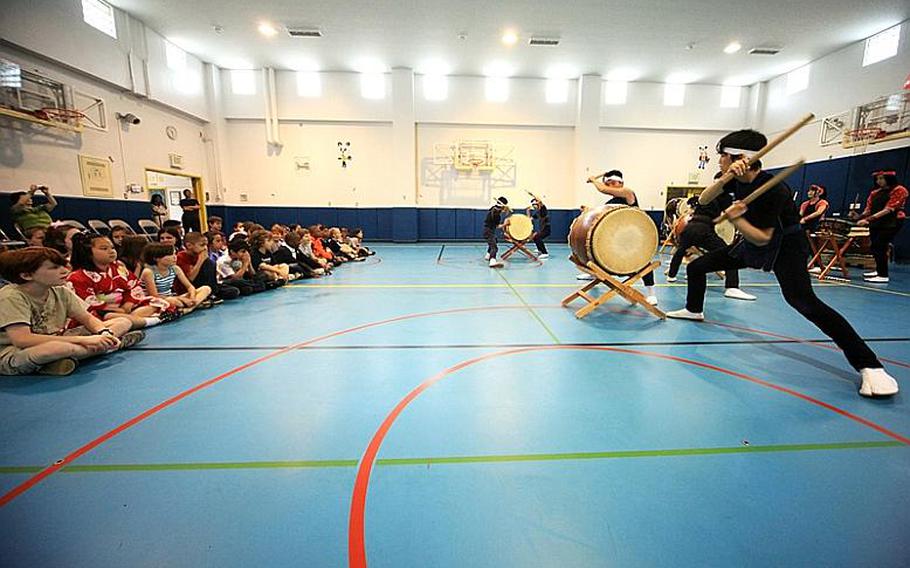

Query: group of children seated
0;215;375;377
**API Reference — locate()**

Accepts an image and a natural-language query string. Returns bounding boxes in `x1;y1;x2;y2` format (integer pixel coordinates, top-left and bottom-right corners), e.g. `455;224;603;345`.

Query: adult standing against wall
179;189;202;233
858;170;907;283
9;185;58;232
150;194;168;228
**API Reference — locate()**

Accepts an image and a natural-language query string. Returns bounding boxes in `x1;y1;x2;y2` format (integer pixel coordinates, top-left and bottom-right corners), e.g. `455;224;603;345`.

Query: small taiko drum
568;205;658;275
672;215;737;245
504;213;534;241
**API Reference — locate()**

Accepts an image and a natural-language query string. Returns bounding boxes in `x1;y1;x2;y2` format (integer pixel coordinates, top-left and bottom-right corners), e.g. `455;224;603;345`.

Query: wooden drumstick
713;159;806;223
699;113;815;205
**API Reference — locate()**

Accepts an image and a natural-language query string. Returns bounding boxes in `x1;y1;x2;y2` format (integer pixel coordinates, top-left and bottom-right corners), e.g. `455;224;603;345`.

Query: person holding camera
9;185;58;231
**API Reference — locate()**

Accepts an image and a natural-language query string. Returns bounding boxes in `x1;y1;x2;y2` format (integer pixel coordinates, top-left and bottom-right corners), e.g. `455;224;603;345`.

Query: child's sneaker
37;358;77;376
118;331;146;350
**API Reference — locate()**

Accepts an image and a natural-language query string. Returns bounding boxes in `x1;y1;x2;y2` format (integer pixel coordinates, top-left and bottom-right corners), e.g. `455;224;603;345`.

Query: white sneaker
484;253;491;261
859;368;899;397
808;266;822;274
724;288;757;301
666;308;704;321
538;253;549;259
489;258;503;268
864;275;889;283
645;295;658;306
667;276;677;283
576;273;594;280
863;271;878;277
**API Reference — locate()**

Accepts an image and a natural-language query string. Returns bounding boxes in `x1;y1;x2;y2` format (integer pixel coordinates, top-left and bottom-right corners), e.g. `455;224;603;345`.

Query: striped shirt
151;265;178;297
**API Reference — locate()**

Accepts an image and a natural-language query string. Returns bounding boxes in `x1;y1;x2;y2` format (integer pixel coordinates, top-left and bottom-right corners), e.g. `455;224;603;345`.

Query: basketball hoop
843;127;884;149
34;107;86;126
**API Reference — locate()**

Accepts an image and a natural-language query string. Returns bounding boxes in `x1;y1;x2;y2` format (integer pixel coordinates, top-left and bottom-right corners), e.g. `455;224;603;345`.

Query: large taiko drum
504;213;534;241
568;205;658;275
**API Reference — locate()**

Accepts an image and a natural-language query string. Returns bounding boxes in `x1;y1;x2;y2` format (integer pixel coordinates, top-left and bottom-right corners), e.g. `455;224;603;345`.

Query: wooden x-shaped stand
501;234;539;262
562;260;666;320
807;232;852;280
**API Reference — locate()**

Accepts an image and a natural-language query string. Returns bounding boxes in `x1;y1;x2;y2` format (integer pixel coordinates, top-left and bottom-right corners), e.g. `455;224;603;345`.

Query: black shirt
251;248;273;271
484;206;505;229
690;182;734;223
606;191;638;208
733;171;799;230
180;198;200;224
531;203;550;228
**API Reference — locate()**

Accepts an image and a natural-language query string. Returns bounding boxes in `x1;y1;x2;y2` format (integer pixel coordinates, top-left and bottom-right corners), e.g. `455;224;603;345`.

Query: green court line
494;270;562;344
0;441;901;474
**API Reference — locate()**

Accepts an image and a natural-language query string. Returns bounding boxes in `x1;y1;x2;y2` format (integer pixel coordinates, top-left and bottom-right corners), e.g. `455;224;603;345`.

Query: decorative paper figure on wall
337;141;352;168
697;146;710;170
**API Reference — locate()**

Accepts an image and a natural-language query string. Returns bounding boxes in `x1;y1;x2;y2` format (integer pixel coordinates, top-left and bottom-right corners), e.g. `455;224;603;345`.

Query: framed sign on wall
78;154;114;197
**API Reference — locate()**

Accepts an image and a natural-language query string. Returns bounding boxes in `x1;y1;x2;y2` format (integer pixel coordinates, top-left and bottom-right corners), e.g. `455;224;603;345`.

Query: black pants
484;228;498;258
870;225;900;277
224;277;263;295
669;221;739;289
533;226;551;254
685;237;881;371
191;258;240;300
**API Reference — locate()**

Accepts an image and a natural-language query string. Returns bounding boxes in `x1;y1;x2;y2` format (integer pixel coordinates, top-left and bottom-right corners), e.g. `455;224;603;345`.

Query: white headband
722;147;758;158
604;175;623;182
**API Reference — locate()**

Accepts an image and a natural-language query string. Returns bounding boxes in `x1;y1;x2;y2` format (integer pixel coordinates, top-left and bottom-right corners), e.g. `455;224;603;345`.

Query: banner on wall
78;154;114;198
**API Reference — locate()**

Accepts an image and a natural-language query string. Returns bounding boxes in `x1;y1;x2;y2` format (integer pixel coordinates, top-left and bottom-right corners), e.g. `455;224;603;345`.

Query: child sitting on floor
0;247;145;376
177;232;237;302
67;233;170;329
140;244;211;313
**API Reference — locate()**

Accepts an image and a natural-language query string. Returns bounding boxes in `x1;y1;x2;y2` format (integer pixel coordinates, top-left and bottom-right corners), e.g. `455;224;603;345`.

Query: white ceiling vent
287;27;323;38
528;37;560;46
748;46;781;56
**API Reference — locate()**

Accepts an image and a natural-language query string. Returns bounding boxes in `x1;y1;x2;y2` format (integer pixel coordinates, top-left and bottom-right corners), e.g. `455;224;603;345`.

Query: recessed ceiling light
724;41;742;54
258;22;278;37
501;29;518;46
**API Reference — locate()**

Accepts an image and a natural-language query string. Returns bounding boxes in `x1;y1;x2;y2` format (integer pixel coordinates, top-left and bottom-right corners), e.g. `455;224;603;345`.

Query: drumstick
699;113;815;205
713;159;805;223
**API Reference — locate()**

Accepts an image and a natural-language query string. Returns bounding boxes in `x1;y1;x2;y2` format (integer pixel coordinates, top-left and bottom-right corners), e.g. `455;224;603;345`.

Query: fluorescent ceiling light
501;29;518;45
724;41;742;54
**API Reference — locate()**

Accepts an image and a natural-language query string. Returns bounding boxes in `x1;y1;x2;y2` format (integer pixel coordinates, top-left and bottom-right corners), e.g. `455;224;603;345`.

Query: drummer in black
483;196;510;268
584;170;658;305
527;194;550;259
666;174;756;301
666;129;898;397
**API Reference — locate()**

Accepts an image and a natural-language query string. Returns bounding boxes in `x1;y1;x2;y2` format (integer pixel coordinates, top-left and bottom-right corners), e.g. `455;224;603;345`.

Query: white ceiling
112;0;909;84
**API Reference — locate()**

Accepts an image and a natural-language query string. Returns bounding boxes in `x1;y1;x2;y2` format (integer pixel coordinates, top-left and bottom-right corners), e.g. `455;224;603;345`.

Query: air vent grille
749;47;781;56
287;28;323;38
529;37;560;46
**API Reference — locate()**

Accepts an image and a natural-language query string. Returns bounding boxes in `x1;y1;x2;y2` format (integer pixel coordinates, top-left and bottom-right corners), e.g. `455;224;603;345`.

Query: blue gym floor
1;244;908;567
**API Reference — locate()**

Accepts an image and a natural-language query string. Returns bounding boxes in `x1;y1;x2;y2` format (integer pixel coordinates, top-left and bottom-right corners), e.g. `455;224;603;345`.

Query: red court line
347;345;910;568
0;304;547;508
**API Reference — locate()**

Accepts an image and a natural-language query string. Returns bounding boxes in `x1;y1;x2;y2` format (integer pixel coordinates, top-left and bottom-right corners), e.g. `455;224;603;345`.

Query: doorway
145;169;207;231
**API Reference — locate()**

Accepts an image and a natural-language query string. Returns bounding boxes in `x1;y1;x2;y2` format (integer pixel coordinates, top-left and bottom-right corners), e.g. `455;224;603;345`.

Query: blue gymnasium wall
767;145;910;261
4;147;906;259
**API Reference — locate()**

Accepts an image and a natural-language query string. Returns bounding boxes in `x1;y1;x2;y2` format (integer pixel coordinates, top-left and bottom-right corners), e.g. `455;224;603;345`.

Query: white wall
0;44;210;202
222;121;395;207
0;0;210;121
417;124;575;208
761;20;910;167
602;83;749;131
595;128;729;211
